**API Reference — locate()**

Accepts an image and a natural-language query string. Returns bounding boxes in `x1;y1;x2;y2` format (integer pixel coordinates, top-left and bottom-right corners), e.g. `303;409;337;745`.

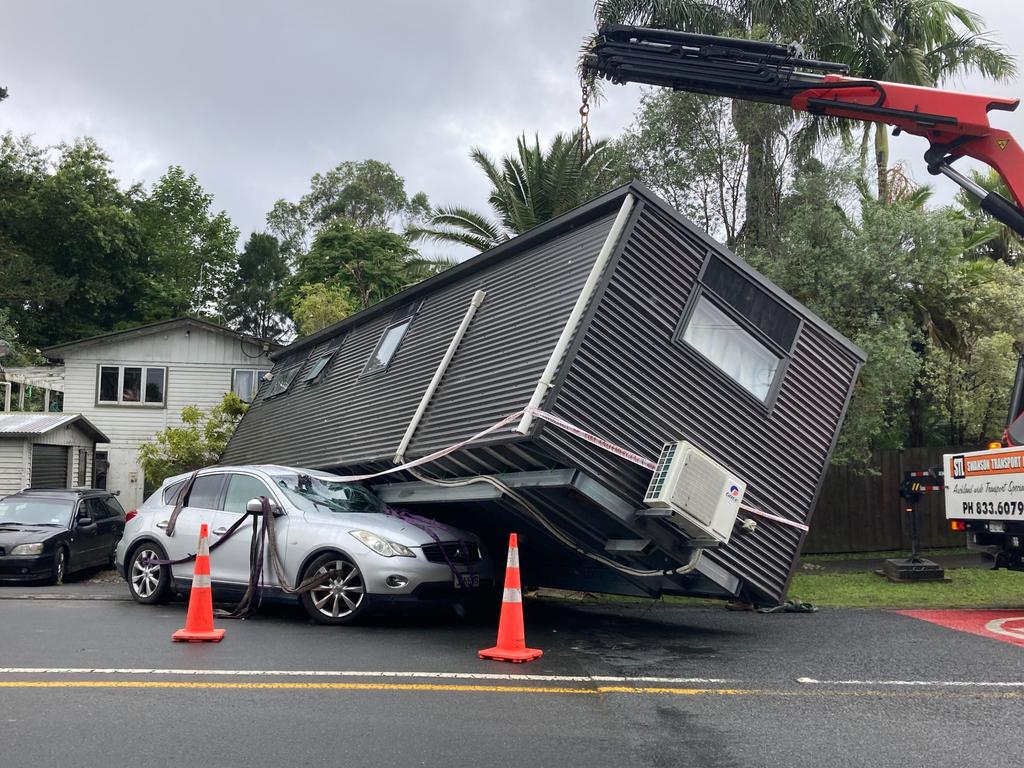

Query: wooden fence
802;446;965;554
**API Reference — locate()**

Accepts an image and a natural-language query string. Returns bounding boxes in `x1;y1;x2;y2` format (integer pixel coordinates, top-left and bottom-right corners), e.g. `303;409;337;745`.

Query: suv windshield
274;474;382;515
0;498;74;526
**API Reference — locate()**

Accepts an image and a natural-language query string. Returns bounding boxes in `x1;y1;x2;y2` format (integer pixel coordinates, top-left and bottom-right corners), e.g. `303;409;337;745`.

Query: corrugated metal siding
540;203;862;603
0;441;28;496
222;213;617;468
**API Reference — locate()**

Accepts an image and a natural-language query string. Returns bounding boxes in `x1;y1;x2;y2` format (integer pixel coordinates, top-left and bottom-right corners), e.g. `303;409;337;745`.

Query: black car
0;489;126;585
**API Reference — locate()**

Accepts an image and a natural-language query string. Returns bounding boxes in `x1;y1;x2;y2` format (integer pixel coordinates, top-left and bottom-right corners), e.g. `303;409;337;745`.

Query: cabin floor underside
373;468;745;601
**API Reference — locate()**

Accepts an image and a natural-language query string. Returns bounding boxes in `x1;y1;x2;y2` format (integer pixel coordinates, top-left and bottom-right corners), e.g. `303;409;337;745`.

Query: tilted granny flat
222;182;864;604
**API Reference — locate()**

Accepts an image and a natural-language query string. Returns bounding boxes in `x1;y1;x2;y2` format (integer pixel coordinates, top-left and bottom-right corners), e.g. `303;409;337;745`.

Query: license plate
454;573;480;589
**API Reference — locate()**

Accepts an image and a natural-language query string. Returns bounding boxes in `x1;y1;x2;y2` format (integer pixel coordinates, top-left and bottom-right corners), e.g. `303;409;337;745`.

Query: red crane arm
792;76;1024;207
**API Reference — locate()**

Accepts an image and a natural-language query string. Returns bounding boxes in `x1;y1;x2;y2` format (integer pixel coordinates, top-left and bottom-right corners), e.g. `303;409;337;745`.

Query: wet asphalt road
0;583;1022;768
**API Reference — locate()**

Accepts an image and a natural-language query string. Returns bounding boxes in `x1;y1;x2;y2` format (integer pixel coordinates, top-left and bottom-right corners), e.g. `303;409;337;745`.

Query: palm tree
955;169;1023;264
411;130;622;252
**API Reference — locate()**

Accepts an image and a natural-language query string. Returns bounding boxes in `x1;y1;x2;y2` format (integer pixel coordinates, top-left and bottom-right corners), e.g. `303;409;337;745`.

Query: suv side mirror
77;516;95;528
246;497;284;516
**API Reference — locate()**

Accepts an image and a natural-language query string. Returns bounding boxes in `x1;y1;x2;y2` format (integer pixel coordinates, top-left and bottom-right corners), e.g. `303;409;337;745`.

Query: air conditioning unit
643;441;746;545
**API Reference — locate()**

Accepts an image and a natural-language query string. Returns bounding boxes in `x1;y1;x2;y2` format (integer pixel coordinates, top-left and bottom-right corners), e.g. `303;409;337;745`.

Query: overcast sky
1;0;1021;255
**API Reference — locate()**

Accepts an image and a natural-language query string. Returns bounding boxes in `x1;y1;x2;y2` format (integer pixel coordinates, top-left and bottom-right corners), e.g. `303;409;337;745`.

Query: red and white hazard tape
325;406;808;533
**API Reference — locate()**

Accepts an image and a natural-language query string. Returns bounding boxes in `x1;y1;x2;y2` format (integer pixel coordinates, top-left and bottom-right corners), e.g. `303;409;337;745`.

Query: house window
264;364;301;398
97;365;166;405
676;254;800;405
232;369;263;402
363;318;412;376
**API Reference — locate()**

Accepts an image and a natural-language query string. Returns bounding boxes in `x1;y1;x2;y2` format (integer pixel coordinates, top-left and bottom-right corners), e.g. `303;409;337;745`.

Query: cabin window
303;351;336;384
97;365;166;406
363;318;412;376
232;369;263;402
681;296;781;401
264;364;301;398
701;255;800;352
676;254;800;405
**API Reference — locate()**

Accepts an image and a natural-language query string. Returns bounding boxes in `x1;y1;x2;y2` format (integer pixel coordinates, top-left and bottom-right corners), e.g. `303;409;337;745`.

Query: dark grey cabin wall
537;200;863;603
221;213;618;468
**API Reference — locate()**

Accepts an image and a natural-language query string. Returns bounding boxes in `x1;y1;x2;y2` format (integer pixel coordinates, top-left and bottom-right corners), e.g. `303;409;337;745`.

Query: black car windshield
0;498;73;526
274;475;382;515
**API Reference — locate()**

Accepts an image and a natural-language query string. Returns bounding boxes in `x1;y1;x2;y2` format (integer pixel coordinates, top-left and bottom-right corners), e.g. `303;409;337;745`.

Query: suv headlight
11;542;44;556
349;530;416;558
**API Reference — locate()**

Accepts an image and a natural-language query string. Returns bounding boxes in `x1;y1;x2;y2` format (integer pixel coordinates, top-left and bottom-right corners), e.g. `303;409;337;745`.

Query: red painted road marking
897;610;1024;648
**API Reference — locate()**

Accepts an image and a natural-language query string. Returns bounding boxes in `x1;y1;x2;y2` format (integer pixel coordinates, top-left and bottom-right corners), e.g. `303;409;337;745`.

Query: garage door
31;445;69;488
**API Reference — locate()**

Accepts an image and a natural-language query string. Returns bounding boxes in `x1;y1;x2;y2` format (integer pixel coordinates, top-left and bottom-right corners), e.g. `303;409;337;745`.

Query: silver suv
115;465;493;624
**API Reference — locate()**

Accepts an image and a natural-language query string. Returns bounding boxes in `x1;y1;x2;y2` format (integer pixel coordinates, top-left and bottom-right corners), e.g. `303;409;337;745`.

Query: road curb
0;593;132;601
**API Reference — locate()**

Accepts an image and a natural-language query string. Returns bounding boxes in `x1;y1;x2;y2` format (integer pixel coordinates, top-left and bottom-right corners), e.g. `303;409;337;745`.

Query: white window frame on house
232;368;264;402
96;365;167;407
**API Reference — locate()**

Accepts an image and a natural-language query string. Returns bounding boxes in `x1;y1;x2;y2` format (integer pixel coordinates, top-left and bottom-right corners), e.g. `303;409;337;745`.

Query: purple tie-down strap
384;506;476;589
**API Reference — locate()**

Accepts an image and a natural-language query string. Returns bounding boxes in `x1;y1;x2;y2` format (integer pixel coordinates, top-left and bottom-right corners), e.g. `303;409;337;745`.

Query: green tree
290;283;360;336
0;135;145;348
0;307;41;367
138;393;248;490
280;221;443;314
614;91;747;247
134;165;239;319
413;130;623;252
220;233;290;341
266;159;429;262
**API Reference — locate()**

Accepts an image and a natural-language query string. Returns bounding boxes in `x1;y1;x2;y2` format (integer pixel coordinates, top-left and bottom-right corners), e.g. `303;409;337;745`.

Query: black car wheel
127;543;172;605
46;547;67;586
299;553;367;626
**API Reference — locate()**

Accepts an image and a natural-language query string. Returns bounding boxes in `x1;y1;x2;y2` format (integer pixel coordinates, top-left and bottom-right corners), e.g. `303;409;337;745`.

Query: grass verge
789;568;1024;609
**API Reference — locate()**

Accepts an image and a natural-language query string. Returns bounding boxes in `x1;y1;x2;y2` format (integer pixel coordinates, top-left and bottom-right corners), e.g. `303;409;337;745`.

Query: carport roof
0;413;108;443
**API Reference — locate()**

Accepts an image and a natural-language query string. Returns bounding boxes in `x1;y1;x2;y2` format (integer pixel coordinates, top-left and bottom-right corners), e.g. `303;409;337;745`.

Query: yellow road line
0;680;1019;698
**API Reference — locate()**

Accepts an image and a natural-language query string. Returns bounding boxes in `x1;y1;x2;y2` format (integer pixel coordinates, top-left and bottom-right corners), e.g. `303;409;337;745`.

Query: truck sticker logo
951;455;966;479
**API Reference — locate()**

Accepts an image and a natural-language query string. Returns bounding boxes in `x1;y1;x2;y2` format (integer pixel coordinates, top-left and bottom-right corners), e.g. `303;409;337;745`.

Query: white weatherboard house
43;318;276;509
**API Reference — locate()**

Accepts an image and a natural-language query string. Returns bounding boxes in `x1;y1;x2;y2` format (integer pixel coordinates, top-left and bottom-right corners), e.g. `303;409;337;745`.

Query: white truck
944;445;1024;572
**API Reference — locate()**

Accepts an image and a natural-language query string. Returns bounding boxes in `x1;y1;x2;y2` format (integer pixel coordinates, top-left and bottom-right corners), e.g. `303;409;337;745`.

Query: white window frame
96;365;167;406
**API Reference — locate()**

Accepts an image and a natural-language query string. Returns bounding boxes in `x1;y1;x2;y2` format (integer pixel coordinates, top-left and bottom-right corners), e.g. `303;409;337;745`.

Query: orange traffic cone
171;523;225;643
478;533;542;663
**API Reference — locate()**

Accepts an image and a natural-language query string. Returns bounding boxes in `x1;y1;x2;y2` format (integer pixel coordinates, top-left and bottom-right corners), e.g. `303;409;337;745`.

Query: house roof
276;181;865;362
42;317;282;359
0;413;108;443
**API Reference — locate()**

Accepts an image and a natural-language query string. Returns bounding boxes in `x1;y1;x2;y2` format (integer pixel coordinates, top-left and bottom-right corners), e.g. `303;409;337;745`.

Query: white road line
797;677;1024;688
0;667;732;685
